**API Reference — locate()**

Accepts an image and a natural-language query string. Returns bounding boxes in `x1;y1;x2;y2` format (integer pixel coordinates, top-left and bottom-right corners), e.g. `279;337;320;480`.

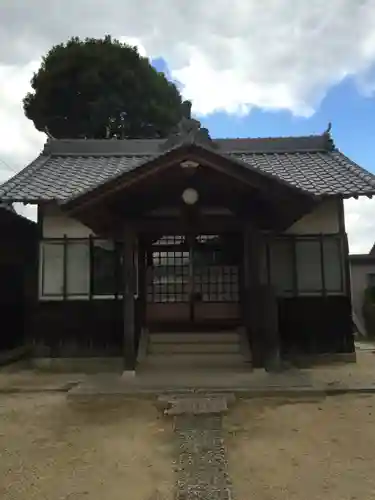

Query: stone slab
165;397;228;416
157;392;236;411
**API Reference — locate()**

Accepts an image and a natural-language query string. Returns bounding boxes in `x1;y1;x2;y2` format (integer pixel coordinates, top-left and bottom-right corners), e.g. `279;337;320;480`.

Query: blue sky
152;57;375;175
149;56;375;255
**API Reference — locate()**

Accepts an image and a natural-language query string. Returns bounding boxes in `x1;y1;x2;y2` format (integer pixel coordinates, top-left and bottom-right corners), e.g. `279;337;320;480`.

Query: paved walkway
174;415;232;500
162;395;234;500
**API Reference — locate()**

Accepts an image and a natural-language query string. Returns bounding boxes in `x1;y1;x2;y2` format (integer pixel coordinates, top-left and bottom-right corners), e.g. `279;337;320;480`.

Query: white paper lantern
182;188;199;205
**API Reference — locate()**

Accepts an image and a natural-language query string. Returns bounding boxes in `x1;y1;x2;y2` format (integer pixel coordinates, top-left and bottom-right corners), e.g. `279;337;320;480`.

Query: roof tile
0;136;374;201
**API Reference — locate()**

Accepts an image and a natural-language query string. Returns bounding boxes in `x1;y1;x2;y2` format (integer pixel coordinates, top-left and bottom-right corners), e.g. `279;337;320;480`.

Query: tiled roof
233;150;375;196
1;134;375;202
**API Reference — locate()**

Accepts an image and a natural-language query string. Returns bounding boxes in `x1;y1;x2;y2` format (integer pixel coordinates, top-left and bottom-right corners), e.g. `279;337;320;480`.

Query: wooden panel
29;300;124;357
278;295;354;357
146;303;190;324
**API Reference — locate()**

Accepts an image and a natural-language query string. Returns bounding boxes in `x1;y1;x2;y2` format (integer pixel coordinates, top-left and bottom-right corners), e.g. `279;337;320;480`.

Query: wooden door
145;233;241;328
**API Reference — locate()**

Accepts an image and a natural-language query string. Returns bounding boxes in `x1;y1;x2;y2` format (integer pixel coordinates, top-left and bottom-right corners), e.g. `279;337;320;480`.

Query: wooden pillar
338;197;355;352
123;228;136;371
137;239;147;330
244;226;282;370
243;223;263;366
338;198;352;298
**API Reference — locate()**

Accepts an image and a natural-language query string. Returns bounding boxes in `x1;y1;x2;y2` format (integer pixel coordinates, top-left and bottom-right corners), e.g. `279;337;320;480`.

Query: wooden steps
140;329;251;370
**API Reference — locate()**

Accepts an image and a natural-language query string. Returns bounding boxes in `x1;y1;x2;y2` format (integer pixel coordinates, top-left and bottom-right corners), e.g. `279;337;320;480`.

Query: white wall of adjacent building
350;261;375;329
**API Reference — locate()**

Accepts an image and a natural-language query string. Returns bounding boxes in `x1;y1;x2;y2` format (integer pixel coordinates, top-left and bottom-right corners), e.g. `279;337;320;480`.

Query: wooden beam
62;234;68;301
127;215;243;233
291;235;298;297
89;235;94;301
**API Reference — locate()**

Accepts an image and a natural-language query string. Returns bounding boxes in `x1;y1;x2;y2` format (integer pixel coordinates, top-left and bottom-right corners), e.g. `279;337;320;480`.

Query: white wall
285;199;340;234
42;204;93;238
40;204;98;299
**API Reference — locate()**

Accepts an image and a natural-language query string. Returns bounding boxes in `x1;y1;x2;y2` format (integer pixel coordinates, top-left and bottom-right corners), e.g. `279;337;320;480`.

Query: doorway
145;233;242;330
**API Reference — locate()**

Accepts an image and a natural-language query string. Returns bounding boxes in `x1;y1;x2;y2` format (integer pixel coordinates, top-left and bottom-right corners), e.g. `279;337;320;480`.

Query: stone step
148;342;241;354
149;332;240;344
156;392;236;412
142;353;249;368
164;396;229;415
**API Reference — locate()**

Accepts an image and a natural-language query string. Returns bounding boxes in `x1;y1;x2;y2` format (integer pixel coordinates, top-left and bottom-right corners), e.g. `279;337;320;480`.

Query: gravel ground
224;394;375;500
307;350;375;387
0;394;174;500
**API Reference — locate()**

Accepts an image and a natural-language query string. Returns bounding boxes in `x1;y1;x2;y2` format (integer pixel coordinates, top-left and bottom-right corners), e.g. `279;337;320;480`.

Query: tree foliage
23;36;184;139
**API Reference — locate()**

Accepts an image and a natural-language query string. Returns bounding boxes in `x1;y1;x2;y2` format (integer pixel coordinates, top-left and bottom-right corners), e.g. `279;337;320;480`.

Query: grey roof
1;134;375;202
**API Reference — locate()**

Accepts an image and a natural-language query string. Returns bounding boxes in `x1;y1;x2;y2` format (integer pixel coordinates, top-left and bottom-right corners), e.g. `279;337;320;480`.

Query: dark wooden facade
0;206;37;352
31;145;354;369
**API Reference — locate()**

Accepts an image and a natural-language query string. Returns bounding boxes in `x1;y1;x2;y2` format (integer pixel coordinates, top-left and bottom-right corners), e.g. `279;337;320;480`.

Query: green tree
23;36;184;139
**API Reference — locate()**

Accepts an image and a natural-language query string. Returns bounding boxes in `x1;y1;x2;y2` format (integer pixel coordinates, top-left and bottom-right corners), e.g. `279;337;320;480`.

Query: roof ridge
40;132;333;156
216;133;324;141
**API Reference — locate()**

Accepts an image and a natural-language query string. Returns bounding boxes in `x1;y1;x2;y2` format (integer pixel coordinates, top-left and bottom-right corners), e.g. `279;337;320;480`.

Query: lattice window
147;249;190;303
194;265;239;302
147;234;240;304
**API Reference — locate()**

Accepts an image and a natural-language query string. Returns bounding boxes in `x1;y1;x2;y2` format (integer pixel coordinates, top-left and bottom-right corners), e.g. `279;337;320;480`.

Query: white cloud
0;0;375;250
1;0;375;117
0;61;45;176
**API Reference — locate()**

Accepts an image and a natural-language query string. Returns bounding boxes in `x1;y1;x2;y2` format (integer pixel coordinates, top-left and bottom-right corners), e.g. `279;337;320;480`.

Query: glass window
66;241;89;295
40;242;64;295
323;238;343;292
269;239;294;293
148;250;189;303
92;240;117;295
296;240;322;292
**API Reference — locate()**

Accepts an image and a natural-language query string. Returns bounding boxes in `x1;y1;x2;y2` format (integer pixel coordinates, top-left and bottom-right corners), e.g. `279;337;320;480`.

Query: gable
60;142;314;214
